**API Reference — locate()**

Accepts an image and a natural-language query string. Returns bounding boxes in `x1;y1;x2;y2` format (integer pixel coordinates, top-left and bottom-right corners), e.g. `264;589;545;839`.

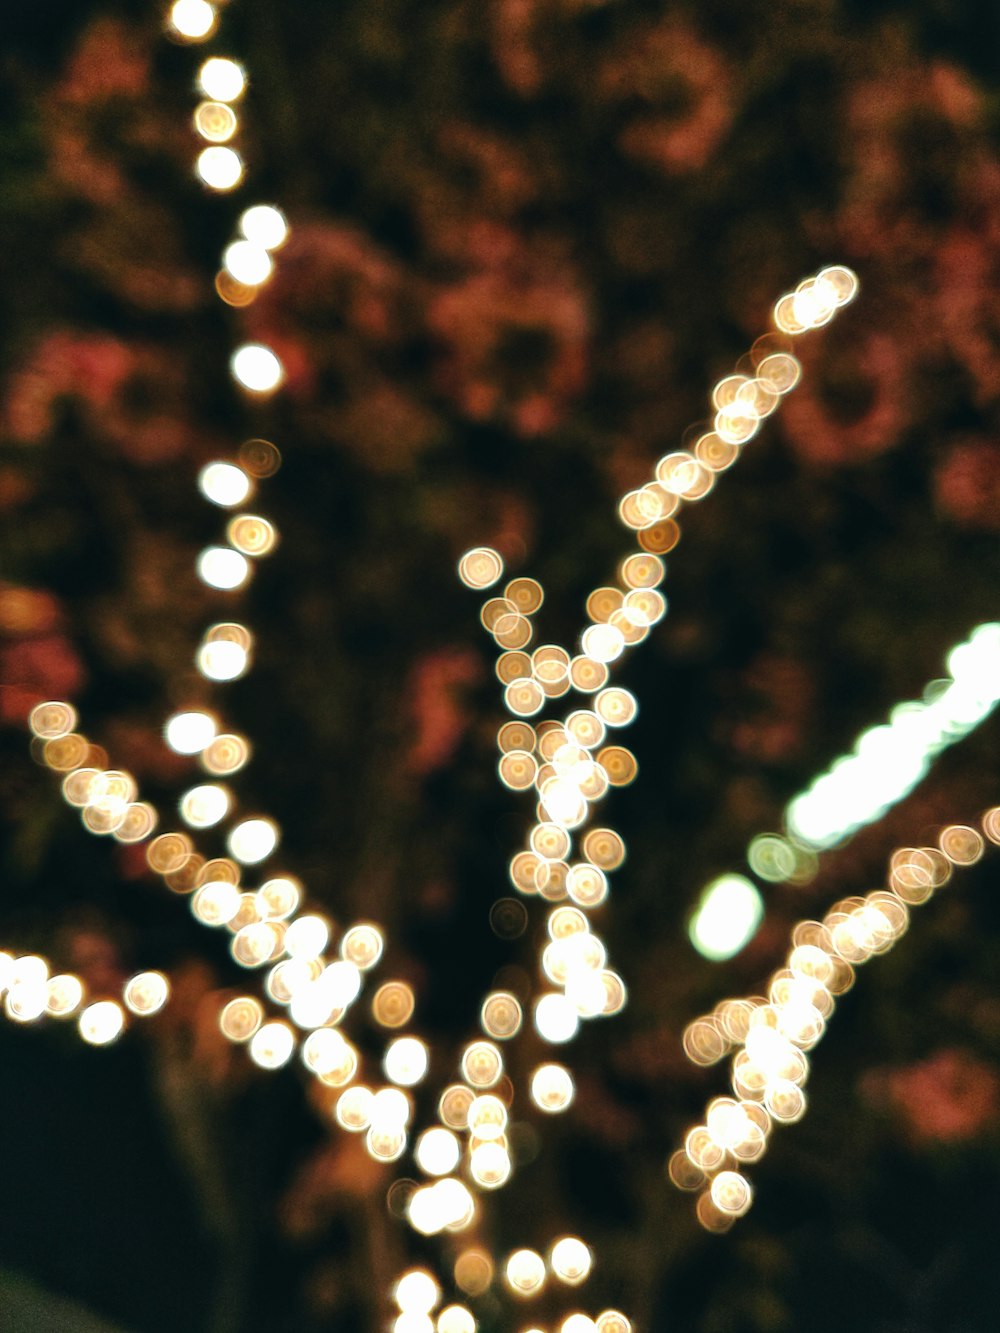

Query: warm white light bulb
231;343;284;393
534;992;580;1044
79;1000;125;1046
164;710;217;755
394;1269;440;1314
249;1020;296;1068
197;546;251;590
239;204;289;250
179;783;231;828
196;145;243;190
198;57;246;102
170;0;216;40
224;240;273;286
198;461;251;507
385;1036;430;1087
197;638;249;681
414;1127;461;1176
228;818;279;865
689;874;764;961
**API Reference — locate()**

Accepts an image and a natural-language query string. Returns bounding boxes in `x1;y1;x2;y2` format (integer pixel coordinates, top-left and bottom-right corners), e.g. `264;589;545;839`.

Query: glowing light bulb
415;1127;461;1176
367;1124;407;1161
180;783;231;828
165;710;216;754
197;546;251;590
302;1029;356;1081
249;1020;295;1068
469;1141;511;1189
689;874;764;960
123;971;170;1016
596;1313;631;1333
194;101;237;143
192;879;242;926
239;205;289;250
198;638;249;680
395;1270;440;1314
394;1316;433;1333
29;701;77;739
318;960;361;1008
79;1000;125;1046
196;146;243;190
534;993;580;1044
198;57;246;102
284;914;330;959
385;1036;430;1087
561;1317;598;1333
198;462;251;507
231;343;284;393
710;1169;753;1216
45;974;84;1017
228;817;279;864
224;240;273;286
169;0;216;40
437;1307;476;1333
336;1085;374;1132
505;1249;546;1294
371;1087;411;1127
550;1236;591;1284
341;923;384;969
530;1063;575;1112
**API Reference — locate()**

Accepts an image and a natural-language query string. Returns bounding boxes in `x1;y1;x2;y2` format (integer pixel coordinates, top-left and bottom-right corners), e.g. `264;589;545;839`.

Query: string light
230;343;284;393
15;16;949;1316
239;204;289;251
169;0;217;41
676;808;997;1227
198;57;246;102
689;875;764;961
196;145;243;190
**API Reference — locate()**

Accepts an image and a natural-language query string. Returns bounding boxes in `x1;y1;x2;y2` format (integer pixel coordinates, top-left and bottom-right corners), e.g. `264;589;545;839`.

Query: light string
11;4;986;1330
687;619;1000;963
9;4;407;1113
378;272;860;1325
674;809;999;1231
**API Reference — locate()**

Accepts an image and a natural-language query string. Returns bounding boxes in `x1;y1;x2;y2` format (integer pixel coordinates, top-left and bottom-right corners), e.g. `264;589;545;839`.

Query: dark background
1;1;999;1329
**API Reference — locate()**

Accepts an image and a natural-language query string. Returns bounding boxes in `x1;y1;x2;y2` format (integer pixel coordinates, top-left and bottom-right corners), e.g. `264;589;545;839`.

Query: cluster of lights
505;1236;593;1294
0;944;168;1049
512;1315;630;1333
377;269;858;1315
30;701;157;843
391;1269;479;1333
785;622;1000;855
16;10;395;1110
19;39;909;1315
420;266;858;1210
674;809;997;1230
688;623;1000;960
389;1242;627;1333
167;3;249;194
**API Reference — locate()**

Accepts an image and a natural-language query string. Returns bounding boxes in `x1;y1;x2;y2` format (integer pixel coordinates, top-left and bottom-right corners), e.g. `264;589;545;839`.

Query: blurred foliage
1;1;999;1330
